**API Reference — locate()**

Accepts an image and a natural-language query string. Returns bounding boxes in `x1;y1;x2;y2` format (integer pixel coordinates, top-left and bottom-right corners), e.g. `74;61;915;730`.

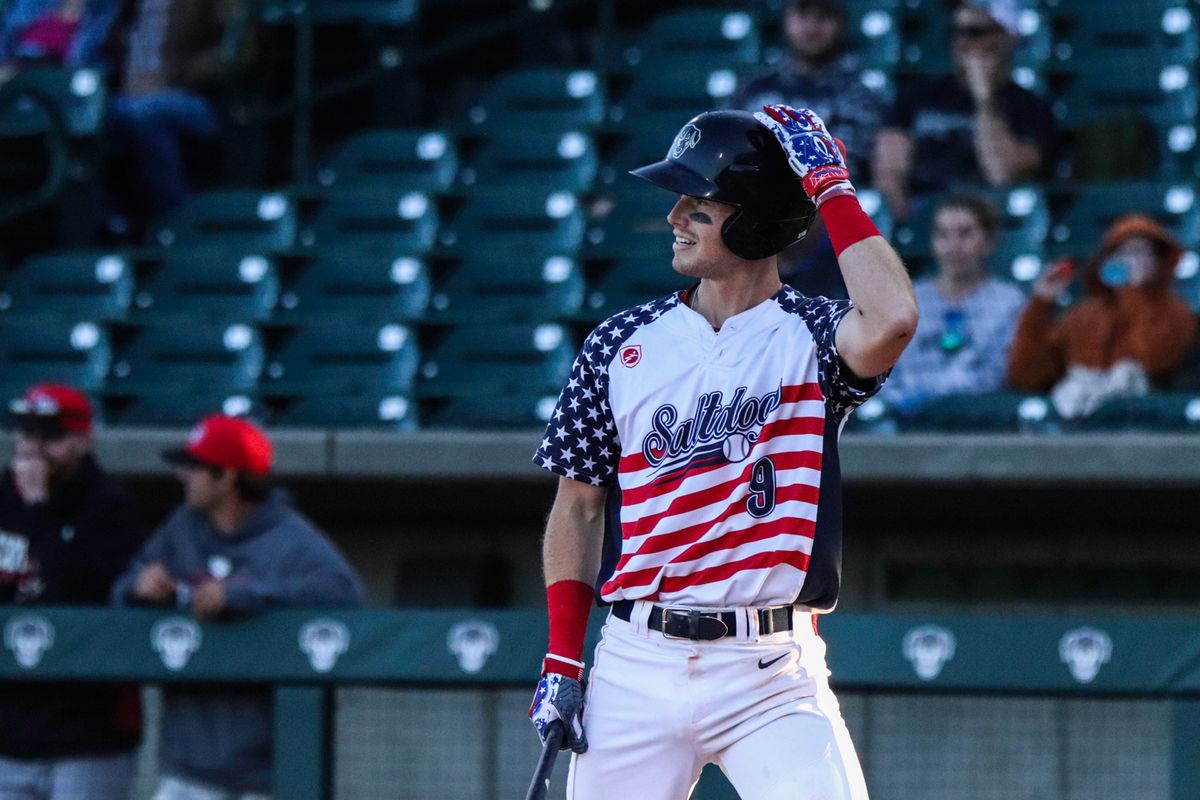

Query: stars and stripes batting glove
754;104;854;207
529;671;588;753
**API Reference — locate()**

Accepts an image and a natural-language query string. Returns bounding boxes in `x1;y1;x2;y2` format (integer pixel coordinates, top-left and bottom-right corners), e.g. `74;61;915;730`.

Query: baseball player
527;105;917;799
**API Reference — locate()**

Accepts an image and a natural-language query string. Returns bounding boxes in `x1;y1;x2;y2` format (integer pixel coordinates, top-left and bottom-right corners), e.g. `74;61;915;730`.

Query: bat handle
524;721;565;800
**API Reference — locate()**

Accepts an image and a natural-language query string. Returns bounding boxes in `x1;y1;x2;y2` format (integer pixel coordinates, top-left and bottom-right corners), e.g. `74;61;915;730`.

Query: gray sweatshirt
111;491;363;792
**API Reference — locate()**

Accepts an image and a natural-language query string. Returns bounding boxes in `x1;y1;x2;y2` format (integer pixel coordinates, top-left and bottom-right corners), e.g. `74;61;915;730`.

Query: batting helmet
630;110;816;261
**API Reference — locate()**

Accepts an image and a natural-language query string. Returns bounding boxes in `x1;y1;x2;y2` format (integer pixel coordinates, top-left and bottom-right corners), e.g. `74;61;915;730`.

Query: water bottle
1099;258;1130;288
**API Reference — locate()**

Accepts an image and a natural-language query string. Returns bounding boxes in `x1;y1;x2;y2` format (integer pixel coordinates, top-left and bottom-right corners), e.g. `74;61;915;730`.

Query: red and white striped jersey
533;286;884;609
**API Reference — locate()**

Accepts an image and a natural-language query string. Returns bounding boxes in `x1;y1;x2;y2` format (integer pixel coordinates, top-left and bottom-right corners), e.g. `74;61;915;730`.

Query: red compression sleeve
820;194;881;257
543;579;593;679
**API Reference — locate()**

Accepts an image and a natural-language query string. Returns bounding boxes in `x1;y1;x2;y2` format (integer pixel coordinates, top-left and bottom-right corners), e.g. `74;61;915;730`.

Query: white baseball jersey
533;286;885;609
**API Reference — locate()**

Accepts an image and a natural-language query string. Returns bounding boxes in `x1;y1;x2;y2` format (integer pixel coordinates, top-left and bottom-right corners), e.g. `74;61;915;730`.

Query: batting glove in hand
754;104;853;207
529;673;587;753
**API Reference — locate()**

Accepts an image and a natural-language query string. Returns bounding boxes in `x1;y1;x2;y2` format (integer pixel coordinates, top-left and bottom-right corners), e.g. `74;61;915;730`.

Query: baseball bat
523;721;565;800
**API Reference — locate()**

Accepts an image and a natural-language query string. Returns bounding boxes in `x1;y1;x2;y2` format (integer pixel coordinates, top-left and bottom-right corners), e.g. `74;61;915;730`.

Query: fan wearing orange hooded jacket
1007;214;1198;418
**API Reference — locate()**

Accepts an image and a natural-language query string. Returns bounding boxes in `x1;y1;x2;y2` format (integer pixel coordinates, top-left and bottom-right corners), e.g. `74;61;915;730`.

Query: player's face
785;8;841;62
667;195;741;277
931;206;993;280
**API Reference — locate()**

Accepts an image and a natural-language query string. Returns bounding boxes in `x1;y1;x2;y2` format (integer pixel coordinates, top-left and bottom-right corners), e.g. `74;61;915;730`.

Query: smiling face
666;195;744;277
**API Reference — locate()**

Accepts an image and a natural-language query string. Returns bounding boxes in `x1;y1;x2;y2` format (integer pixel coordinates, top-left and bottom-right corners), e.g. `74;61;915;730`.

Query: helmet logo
670;124;702;159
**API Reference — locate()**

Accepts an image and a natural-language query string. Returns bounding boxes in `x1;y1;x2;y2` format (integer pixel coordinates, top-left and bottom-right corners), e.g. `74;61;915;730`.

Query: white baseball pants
567;601;868;800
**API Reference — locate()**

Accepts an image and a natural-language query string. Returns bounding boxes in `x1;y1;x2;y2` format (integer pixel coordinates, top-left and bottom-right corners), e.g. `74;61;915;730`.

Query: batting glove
754;104;854;207
528;672;587;753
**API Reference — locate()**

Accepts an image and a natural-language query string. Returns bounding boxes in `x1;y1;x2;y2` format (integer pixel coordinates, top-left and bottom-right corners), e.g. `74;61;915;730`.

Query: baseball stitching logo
902;624;956;680
620;345;642;368
670;124;702;159
1059;627;1112;683
4;614;54;669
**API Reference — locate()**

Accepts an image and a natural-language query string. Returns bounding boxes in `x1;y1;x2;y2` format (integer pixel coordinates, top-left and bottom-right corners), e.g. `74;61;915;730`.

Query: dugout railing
2;607;1199;800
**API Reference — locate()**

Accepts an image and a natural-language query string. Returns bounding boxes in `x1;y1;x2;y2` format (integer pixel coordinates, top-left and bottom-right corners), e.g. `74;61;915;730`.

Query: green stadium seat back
156;189;296;251
1174;253;1200;312
309;0;418;25
439;186;585;253
317;129;457;192
0;319;109;394
133;248;278;324
422;391;558;429
459;129;597;193
856;188;893;242
582;258;687;320
1154;118;1199;180
108;323;263;397
275;255;430;323
842;0;902;69
1050;57;1198;127
261;322;418;397
626;10;760;67
1073;393;1200;431
584;185;675;259
300;188;438;256
272;393;418;429
898;392;1059;432
1050;182;1200;253
1048;1;1198;63
425;251;585;323
467;68;605;129
608;62;744;128
417;323;574;397
598;131;678;187
0;66;107;137
113;394;265;426
0;251;131;321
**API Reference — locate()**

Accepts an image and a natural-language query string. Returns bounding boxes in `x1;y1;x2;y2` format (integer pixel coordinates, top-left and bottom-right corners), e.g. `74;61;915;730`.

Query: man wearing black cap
111;414;363;800
0;383;145;800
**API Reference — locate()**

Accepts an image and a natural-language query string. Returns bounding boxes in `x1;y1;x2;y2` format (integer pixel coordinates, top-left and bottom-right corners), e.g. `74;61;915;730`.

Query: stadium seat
274;255;430;323
261;322;419;398
316;129;458;192
299;187;439;256
133;248;278;323
621;9;760;68
271;393;418;429
425;251;585;323
607;61;743;133
155;189;296;251
1049;56;1198;128
417;323;575;397
421;392;558;428
308;0;418;25
0;67;107;138
841;0;902;71
582;258;687;320
1071;393;1200;431
1174;250;1200;312
112;393;265;426
438;185;585;254
466;68;605;130
598;131;675;186
898;392;1061;433
584;184;675;259
107;323;263;398
458;129;598;193
1047;0;1198;64
0;319;109;397
0;251;132;321
1049;182;1200;256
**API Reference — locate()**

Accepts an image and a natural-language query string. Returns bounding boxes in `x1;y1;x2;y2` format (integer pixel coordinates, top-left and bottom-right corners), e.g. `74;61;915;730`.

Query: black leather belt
611;600;794;640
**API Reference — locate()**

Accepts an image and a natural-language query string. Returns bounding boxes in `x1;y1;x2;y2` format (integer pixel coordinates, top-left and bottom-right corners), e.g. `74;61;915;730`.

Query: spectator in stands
111;414;363;800
102;0;255;233
872;0;1056;221
0;0;118;80
0;383;144;800
1008;214;1198;418
734;0;884;299
882;193;1025;414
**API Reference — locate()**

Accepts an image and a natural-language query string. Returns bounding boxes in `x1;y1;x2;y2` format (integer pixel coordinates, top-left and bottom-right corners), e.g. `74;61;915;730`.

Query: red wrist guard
801;164;851;203
543;579;593;679
820;194;881;257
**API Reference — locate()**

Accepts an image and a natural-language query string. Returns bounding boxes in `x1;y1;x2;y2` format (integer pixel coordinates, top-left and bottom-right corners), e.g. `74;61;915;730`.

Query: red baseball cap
162;414;273;475
9;383;93;435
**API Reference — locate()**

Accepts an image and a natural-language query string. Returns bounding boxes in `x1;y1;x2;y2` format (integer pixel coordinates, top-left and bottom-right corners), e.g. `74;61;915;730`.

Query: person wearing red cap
111;414;363;800
0;383;145;800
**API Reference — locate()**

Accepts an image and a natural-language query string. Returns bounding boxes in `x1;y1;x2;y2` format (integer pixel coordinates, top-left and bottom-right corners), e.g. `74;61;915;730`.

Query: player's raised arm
757;104;918;379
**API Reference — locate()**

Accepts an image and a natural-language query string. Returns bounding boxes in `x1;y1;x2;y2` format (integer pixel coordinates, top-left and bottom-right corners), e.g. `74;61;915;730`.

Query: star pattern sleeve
793;293;889;420
531;341;619;486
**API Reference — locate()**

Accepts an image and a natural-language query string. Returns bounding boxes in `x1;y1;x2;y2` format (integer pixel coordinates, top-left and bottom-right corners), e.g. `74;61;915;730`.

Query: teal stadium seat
422;392;558;429
113;394;266;426
299;187;439;256
271;393;418;429
459;129;597;193
417;323;574;398
438;185;585;254
156;189;296;251
260;323;419;398
621;9;760;68
424;251;585;324
0;319;109;398
133;248;278;324
841;0;902;72
598;131;675;186
307;0;417;25
274;255;430;323
607;61;743;135
1047;0;1197;64
107;323;263;398
0;251;132;321
1049;56;1198;129
317;129;458;192
1071;394;1200;431
1174;251;1200;312
0;66;107;138
897;392;1061;433
466;68;605;130
582;258;688;321
1050;182;1200;258
584;184;675;259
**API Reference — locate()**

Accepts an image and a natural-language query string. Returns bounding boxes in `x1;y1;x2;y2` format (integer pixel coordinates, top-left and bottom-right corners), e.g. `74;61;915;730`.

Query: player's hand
191;579;227;619
528;673;587;753
754;104;852;206
133;562;177;604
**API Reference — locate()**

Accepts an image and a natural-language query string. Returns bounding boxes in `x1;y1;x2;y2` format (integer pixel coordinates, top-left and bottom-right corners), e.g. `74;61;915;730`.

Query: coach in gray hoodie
111;414;363;800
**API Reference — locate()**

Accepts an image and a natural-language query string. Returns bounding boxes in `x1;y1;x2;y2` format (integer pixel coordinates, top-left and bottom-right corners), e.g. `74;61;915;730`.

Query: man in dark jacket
111;414;363;800
0;383;144;800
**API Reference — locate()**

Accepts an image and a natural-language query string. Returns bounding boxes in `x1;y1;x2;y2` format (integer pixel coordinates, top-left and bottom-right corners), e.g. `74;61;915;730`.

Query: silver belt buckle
659;607;694;639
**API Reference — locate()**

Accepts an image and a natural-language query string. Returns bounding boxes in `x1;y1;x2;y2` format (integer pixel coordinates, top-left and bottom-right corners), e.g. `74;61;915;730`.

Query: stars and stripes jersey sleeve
532;334;619;486
788;295;889;421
